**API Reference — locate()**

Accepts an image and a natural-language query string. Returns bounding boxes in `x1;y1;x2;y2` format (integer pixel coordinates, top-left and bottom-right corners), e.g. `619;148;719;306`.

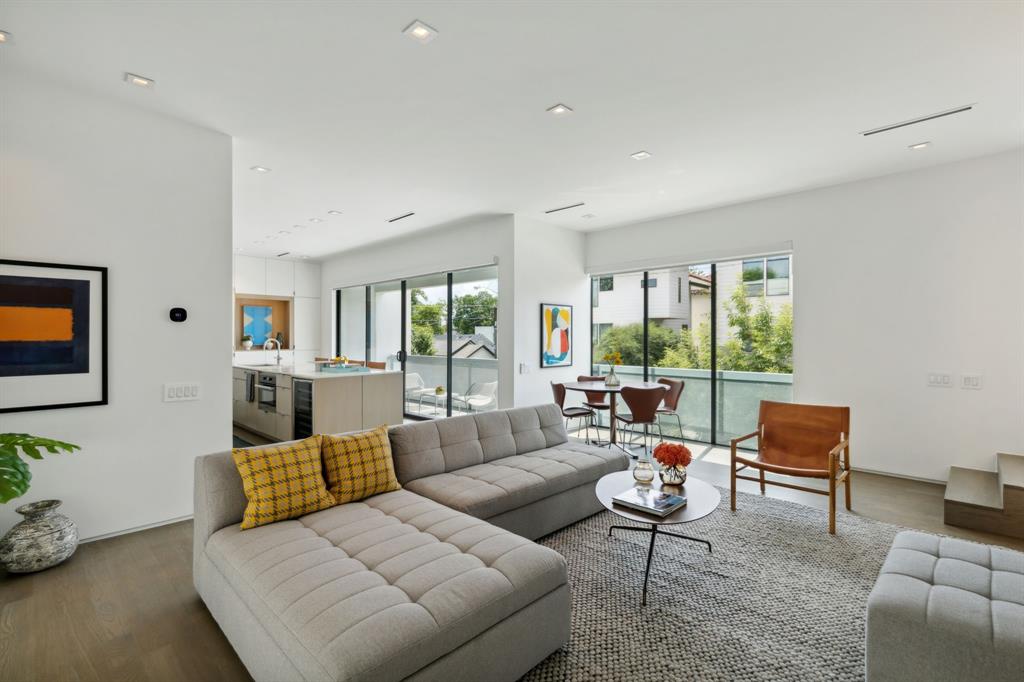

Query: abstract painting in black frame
0;260;108;413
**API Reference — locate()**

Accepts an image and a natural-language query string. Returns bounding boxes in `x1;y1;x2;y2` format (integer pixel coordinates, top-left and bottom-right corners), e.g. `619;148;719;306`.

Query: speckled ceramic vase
0;500;78;573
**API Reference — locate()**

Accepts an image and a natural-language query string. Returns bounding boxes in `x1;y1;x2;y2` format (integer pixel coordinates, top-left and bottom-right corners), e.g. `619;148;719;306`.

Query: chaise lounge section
193;404;626;681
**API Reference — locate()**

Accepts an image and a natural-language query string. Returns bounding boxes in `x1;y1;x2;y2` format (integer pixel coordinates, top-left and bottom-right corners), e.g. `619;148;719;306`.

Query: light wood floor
2;446;1020;682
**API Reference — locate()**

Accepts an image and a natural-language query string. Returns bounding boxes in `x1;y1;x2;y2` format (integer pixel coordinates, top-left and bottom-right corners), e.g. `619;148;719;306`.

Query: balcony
404;355;498;418
585;364;793;445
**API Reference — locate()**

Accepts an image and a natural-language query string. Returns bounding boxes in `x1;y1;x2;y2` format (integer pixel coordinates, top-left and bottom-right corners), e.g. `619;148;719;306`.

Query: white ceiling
2;1;1022;260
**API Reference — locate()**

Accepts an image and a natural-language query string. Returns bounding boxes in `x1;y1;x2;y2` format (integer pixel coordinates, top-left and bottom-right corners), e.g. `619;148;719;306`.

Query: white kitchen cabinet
278;386;292;416
266;260;295;297
234;255;266;295
292;297;321;350
232;378;245;402
294;261;321;298
276;413;293;442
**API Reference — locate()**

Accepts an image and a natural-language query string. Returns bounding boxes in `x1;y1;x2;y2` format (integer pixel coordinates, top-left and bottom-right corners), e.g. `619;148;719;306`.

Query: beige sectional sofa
194;404;628;682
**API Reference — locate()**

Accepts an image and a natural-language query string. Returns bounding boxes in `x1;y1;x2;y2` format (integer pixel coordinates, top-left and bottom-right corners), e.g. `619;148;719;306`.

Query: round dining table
562;380;666;445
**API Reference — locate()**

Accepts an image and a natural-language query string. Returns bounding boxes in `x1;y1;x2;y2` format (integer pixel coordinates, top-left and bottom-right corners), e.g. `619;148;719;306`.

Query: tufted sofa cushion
389;404;568;485
403;441;628;520
204;489;567;682
866;530;1024;681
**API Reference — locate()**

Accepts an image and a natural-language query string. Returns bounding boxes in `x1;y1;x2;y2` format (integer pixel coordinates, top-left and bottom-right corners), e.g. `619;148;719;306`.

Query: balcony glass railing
589;364;793;445
404;355;499;417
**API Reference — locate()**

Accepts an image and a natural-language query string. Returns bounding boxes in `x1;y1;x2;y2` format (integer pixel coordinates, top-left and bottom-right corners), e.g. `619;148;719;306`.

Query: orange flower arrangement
653;441;692;469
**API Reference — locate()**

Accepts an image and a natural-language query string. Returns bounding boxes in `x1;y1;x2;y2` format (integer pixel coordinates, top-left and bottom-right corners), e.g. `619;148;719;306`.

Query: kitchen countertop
233;363;403;381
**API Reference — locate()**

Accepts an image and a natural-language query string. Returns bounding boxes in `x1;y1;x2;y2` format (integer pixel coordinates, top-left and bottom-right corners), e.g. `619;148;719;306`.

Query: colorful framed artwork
0;259;108;413
242;305;273;345
540;303;573;368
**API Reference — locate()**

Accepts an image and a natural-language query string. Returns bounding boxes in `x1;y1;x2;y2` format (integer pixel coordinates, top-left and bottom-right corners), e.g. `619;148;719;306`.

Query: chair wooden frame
729;401;852;534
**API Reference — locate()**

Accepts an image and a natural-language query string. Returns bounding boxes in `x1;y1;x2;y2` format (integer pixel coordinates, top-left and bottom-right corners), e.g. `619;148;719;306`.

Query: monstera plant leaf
0;434;80;504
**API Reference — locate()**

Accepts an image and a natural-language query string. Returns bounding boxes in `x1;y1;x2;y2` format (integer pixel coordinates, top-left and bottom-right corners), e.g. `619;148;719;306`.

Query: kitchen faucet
263;337;282;365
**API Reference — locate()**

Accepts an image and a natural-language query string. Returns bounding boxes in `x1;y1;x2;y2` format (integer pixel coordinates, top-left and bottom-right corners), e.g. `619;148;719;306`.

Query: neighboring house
591;256;792;345
431;332;497;359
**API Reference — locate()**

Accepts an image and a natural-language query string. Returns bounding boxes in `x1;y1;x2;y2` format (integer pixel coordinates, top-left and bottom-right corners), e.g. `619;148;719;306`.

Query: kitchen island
232;364;403;442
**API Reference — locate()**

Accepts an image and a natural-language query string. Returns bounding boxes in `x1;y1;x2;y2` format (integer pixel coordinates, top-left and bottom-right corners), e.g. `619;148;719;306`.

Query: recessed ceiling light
124;72;154;88
265;234;277;241
278;230;290;235
253;240;264;245
298;255;310;260
250;166;271;173
327;210;343;215
908;141;931;150
630;151;652;160
403;20;438;44
0;31;11;44
547;103;573;116
309;217;323;223
293;224;306;230
582;214;595;219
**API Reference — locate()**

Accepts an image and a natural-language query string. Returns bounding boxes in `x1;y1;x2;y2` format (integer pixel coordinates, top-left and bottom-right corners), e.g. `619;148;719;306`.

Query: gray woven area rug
524;489;902;681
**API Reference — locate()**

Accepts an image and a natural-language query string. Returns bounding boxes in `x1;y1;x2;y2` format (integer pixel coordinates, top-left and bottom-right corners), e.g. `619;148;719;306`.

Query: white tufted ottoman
866;530;1024;681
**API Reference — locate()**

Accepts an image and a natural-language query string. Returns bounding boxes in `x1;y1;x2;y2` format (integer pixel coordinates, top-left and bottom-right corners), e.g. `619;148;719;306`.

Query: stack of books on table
612;486;687;517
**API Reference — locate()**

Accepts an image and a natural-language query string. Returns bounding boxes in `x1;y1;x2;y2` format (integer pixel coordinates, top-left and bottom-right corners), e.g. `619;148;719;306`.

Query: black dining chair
551;382;597;444
577;375;611;446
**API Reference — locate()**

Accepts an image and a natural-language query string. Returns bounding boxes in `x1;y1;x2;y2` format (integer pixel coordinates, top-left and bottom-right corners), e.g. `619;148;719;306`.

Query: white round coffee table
596;470;720;605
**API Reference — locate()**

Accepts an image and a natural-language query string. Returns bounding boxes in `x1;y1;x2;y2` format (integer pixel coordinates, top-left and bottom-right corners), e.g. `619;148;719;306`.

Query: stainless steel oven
257;373;277;412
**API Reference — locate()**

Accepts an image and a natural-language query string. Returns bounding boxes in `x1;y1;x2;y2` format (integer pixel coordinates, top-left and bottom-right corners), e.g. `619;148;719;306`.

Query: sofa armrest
193;452;247;557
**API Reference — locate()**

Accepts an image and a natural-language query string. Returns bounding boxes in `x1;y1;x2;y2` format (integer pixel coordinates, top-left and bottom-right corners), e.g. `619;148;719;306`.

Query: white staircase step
945;466;1002;510
997;452;1024;491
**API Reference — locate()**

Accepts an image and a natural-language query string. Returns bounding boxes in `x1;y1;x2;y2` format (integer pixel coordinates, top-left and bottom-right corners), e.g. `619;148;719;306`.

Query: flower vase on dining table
604;366;620;387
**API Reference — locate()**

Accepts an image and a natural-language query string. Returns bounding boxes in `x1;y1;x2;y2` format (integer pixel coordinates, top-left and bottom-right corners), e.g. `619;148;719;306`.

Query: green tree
717;282;792;373
410;287;446;335
595;322;676;366
411;325;435;356
452;290;497;335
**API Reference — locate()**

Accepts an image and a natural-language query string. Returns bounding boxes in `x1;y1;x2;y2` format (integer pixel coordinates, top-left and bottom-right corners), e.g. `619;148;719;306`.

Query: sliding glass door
591;255;793;446
335;264;500;421
404;273;450;418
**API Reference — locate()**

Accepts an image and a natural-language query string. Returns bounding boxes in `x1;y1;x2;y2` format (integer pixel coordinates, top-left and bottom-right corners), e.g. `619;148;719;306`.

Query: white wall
319;215;516;407
586;149;1024;481
0;69;232;540
513;218;591;407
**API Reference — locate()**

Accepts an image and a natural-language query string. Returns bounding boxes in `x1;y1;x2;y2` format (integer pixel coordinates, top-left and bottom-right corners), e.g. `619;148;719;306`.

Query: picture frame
0;259;109;413
540;303;573;368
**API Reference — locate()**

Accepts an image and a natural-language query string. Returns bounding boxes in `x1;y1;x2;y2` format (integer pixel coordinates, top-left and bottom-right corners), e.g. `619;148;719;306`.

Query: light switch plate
960;374;983;390
164;382;201;402
927;372;952;388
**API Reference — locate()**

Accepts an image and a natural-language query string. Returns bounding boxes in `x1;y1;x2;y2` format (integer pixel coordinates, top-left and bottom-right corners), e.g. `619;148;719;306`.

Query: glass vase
659;465;687;486
605;366;621;387
633;456;655;483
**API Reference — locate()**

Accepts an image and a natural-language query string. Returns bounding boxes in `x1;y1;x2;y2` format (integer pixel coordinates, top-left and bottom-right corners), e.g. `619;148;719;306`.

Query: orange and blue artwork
0;275;90;377
541;303;573;368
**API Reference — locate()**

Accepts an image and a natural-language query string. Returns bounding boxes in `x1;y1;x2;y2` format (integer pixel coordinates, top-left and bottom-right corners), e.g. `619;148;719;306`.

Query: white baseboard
80;514;194;544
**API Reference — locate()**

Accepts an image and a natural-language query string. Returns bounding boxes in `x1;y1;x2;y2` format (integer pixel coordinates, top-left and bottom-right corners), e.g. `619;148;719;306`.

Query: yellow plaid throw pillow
232;435;336;530
322;425;401;504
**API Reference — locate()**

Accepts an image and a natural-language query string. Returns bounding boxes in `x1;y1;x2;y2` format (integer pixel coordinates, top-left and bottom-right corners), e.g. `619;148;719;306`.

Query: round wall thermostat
169;307;187;322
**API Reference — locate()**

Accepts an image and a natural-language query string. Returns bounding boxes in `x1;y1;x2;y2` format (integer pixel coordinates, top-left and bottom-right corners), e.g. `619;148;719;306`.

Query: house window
766;256;790;296
598;276;614;292
742;260;764;297
641;277;658;288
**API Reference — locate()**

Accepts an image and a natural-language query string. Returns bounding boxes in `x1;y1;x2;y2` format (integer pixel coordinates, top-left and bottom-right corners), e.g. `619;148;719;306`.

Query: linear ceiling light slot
860;105;973;136
545;202;585;214
388;212;415;223
276;251;291;257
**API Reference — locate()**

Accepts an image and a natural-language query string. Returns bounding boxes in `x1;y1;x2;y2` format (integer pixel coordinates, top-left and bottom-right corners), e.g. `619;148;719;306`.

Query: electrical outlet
960;374;983;390
927;372;952;388
164;382;201;402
